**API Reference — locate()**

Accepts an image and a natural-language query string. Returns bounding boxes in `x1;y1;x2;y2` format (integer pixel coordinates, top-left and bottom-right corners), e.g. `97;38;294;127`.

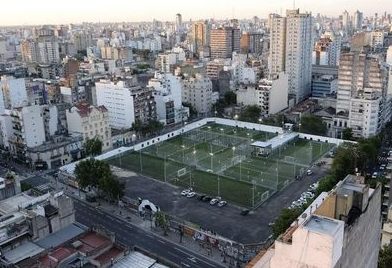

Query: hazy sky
1;0;391;26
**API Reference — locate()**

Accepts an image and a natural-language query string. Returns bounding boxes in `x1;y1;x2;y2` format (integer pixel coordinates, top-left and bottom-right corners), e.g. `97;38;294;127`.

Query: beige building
268;14;286;77
249;174;382;268
210;27;240;59
183;74;213;116
66;102;112;151
190;20;210;54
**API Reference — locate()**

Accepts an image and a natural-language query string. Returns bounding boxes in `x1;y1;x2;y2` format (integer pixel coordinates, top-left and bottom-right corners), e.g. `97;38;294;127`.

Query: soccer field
107;123;334;208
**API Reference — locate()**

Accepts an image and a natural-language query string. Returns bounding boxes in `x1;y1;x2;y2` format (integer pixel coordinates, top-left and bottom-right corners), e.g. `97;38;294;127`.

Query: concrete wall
335;185;382;268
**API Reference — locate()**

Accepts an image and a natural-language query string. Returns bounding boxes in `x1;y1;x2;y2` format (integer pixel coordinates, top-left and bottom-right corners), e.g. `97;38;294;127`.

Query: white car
187;192;196;198
210;198;219;205
218;200;227;207
181;189;191;196
306;169;313;176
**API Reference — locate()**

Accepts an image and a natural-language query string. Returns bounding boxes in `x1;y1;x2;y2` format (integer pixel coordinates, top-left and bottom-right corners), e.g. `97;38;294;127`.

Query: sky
0;0;391;26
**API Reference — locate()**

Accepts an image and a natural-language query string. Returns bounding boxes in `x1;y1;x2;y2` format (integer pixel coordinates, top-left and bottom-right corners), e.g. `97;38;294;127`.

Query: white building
268;9;312;102
285;9;313;102
250;175;381;268
336;52;387;138
148;73;185;125
371;30;384;50
0;76;28;112
66;102;112;151
95;80;135;130
237;73;288;115
9;106;46;151
0;114;12;150
183;74;213;116
386;46;392;65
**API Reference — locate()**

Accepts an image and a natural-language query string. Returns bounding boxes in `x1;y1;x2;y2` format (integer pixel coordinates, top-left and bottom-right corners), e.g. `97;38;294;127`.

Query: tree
331;144;358;180
239;105;261;123
75;158;124;201
315;175;337;196
84;137;103;156
74;158;111;189
154;211;169;236
379;245;392;268
342;128;354;141
224;91;237;106
272;208;303;238
300;115;327;136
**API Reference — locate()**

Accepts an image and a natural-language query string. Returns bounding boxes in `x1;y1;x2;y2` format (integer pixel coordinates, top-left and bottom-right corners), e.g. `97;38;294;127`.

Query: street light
209;152;214;171
232;146;236;158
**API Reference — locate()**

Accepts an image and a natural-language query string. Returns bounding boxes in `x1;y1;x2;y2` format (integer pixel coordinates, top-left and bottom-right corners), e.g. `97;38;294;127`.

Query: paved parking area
114;159;331;244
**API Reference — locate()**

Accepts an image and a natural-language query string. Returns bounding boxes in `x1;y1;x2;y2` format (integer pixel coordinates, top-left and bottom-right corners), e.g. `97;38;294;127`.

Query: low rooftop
303;215;342;236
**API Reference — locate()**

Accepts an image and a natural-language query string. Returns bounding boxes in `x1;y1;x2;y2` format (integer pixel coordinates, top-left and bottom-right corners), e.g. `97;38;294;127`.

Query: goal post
177;168;187;177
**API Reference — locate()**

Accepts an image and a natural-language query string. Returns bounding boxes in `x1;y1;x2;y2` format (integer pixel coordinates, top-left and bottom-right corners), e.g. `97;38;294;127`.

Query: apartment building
95;80;135;129
66;102;112;151
250;174;381;268
268;14;287;77
236;73;288;115
190;20;210;54
148;72;184;125
210;27;240;59
183;74;213;116
336;52;388;138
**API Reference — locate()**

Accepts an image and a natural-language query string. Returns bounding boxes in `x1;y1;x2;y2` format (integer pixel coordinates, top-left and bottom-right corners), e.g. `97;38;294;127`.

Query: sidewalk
97;201;229;266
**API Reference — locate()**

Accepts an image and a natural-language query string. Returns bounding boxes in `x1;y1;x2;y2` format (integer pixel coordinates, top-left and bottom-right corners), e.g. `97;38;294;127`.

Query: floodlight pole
139;149;143;172
218;175;220;196
252;180;255;208
240;158;242;181
164;153;167;183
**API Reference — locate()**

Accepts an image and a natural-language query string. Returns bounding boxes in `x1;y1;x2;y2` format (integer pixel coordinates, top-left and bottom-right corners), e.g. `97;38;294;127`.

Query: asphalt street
74;200;225;268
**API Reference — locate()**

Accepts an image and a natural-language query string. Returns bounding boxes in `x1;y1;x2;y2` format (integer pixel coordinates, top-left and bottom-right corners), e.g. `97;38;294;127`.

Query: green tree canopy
224;91;237;106
342;128;354;141
300;115;327;136
84;137;103;157
379;245;392;268
75;158;124;200
239;105;261;123
75;158;111;189
272;208;303;239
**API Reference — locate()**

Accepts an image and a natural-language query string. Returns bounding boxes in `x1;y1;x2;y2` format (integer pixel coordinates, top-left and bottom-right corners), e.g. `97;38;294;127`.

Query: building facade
95;80;135;129
66;102;112;151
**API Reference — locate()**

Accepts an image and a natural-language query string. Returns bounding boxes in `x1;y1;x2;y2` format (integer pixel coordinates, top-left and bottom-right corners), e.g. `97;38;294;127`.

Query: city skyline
1;0;392;26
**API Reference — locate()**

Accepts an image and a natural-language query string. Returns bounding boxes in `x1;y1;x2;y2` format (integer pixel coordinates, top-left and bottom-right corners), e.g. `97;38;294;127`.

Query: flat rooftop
252;132;298;150
3;241;44;264
35;223;86;249
0;192;43;215
113;251;168;268
303;215;342;236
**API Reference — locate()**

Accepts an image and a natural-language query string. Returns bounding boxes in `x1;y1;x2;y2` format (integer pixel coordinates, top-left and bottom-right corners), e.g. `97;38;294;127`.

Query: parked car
202;196;212;202
187;192;196;198
218;201;227;207
210;198;219;205
181;189;191;196
197;194;206;200
306;169;313;176
240;209;250;216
